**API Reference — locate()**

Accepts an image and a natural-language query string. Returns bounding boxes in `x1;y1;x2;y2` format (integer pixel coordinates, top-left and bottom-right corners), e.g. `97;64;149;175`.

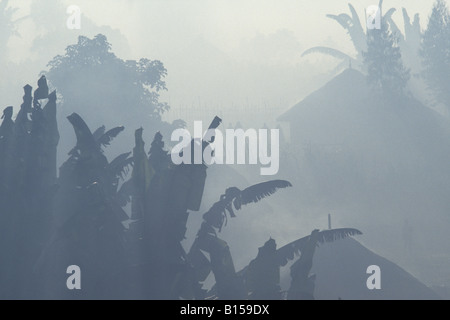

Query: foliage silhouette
302;0;421;79
363;20;411;97
421;0;450;109
189;180;292;299
1;77;363;300
46;34;169;126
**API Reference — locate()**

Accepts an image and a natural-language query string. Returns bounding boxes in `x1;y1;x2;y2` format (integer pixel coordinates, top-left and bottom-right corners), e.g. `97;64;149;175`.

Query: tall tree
45;34;169;127
363;21;410;98
0;78;61;299
421;0;450;109
302;1;422;81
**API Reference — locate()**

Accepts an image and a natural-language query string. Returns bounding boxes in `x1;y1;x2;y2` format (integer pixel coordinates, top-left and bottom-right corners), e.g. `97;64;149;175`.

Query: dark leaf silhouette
231;228;363;289
277;228;363;266
98;126;125;147
203;180;292;227
92;125;106;141
67;112;97;154
116;178;133;207
239;180;293;206
302;46;354;61
109;152;133;180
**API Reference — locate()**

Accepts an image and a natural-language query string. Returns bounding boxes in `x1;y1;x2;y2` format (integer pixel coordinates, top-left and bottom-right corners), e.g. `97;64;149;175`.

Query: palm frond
239;180;292;206
98;126;125;147
203;180;291;231
116;179;133;207
316;228;362;244
325;6;367;56
347;4;367;53
348;4;363;31
402;8;411;29
326;14;353;30
92;125;106;141
383;9;406;44
109;152;133;180
277;228;362;266
302;46;354;61
66;113;97;153
207;116;222;130
383;8;396;21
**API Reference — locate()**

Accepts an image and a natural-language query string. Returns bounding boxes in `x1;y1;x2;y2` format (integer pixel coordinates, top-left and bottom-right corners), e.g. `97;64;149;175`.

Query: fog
5;1;443;124
1;0;450;300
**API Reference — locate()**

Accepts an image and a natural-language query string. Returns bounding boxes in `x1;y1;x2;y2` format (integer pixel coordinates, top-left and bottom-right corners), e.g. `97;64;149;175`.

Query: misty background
1;0;450;298
5;0;444;124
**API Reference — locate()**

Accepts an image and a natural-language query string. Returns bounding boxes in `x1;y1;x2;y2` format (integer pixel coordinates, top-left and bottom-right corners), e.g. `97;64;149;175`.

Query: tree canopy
363;22;410;98
46;34;169;125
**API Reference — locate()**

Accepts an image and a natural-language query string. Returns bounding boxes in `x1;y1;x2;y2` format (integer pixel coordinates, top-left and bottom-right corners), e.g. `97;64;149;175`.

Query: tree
188;180;292;300
302;1;421;78
36;113;132;299
206;228;362;299
363;21;410;97
421;0;450;109
302;3;366;71
45;34;169;127
0;77;61;299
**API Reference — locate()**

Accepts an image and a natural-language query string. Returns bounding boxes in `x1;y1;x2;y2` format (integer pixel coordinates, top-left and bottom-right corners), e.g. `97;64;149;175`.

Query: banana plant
302;1;421;74
207;228;362;299
61;113;133;221
187;180;293;299
302;2;373;72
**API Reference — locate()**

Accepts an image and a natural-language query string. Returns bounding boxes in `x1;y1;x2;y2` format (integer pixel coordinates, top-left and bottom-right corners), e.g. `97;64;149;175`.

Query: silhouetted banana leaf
208;116;222;130
326;13;353;30
305;2;400;67
109;152;133;180
67;113;98;154
233;228;362;280
384;8;405;40
277;228;363;266
237;179;292;206
302;47;354;61
116;179;133;207
92;125;106;141
326;7;365;51
98;126;125;147
384;8;397;23
348;3;363;32
203;180;292;226
402;8;412;32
